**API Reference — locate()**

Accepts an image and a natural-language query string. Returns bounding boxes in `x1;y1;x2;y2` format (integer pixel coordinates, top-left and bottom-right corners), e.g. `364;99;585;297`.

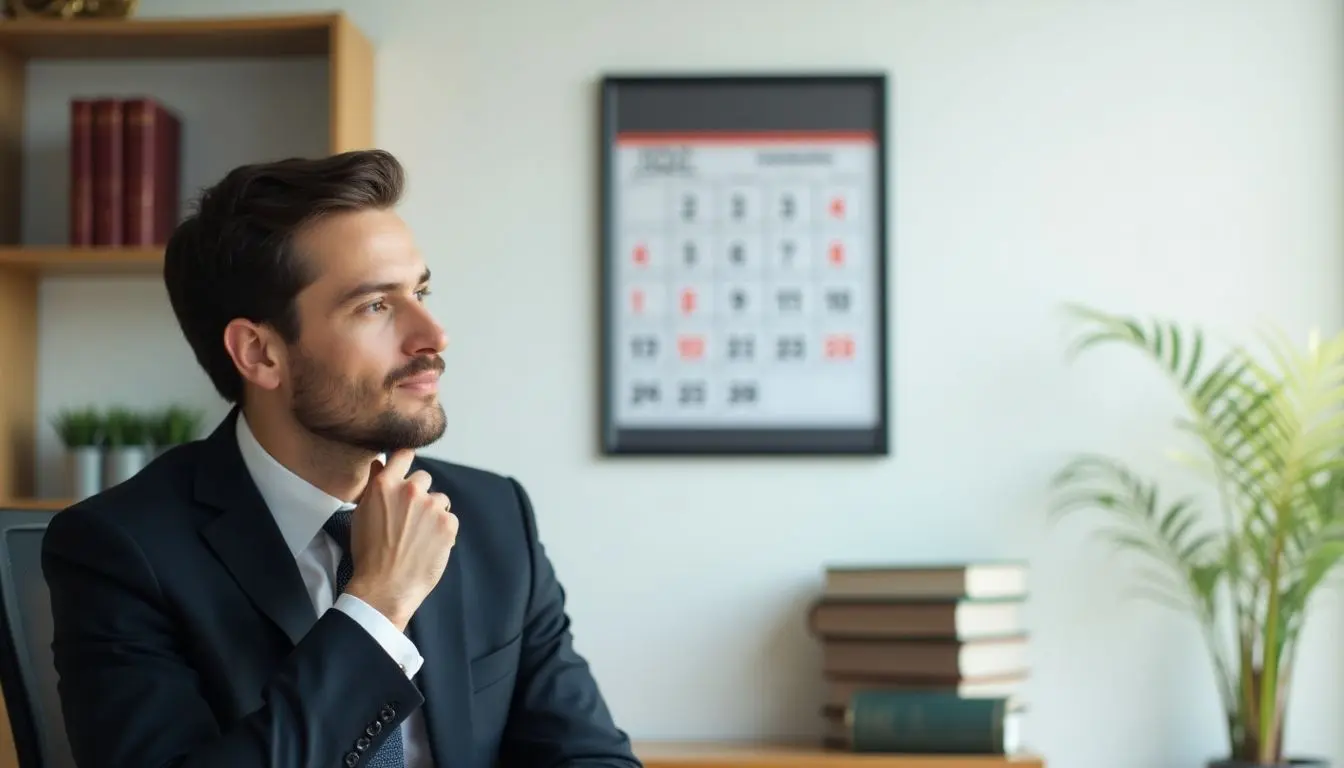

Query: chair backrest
0;508;76;767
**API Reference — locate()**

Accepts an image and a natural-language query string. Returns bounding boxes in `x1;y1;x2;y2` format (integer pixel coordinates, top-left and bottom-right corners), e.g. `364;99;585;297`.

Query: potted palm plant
1049;303;1341;768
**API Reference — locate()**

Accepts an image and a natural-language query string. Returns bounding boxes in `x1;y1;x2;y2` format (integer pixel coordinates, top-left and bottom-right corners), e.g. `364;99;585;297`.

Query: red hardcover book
122;97;181;246
68;99;93;246
90;98;124;246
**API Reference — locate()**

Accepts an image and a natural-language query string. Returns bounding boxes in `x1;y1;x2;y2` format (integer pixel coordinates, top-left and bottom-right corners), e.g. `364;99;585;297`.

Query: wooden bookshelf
0;245;161;274
633;742;1045;768
0;11;374;516
0;14;376;765
0;13;334;59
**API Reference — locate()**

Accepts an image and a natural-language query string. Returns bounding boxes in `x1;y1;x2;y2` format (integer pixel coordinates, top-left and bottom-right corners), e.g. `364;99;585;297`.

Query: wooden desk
633;741;1045;768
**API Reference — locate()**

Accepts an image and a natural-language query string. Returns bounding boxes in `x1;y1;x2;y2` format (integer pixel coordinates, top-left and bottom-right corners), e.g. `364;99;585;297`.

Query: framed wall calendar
598;73;890;455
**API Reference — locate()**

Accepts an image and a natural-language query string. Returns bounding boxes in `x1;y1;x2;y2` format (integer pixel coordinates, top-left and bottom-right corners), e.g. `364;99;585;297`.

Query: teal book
830;689;1023;754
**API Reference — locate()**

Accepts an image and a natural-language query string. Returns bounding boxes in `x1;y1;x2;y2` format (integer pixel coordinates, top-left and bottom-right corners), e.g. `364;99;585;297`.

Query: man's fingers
407;470;433;495
382;449;416;479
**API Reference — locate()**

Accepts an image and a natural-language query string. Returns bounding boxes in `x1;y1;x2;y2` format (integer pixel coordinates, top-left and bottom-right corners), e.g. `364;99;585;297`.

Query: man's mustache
386;356;444;388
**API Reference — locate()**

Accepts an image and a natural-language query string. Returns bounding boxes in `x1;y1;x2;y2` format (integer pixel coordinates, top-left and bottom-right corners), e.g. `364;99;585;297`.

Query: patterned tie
322;507;407;768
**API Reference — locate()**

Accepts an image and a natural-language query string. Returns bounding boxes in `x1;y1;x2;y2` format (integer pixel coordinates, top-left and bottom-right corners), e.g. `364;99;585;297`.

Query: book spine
122;99;153;245
68;99;93;246
91;99;124;246
847;690;1008;754
155;104;181;244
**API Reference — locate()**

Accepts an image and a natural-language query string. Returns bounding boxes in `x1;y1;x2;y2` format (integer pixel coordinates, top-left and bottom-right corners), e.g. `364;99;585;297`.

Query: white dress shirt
235;414;432;767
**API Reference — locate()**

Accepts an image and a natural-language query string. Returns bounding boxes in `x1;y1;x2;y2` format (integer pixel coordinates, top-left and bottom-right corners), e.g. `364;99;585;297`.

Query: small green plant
101;407;148;447
51;407;102;448
147;405;203;446
1049;303;1344;766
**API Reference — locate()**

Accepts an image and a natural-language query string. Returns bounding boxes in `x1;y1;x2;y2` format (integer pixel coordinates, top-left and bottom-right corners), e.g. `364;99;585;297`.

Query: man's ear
222;318;286;392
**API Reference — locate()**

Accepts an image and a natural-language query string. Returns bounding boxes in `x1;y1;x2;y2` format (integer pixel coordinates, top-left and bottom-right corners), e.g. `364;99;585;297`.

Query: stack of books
807;561;1030;755
68;95;182;247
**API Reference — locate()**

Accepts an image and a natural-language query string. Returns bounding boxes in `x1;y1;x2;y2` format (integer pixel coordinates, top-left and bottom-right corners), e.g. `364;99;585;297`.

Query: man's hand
344;449;459;631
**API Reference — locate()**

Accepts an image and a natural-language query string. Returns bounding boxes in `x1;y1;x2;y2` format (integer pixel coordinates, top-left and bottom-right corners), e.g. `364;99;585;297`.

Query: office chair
0;507;76;767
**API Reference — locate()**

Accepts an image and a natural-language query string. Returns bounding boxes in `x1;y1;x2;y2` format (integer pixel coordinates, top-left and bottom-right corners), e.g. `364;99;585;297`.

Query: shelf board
0;498;67;511
0;13;341;60
0;246;162;274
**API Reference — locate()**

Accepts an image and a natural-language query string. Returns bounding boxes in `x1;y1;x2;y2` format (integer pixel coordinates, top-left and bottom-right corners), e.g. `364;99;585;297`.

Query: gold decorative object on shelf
4;0;138;19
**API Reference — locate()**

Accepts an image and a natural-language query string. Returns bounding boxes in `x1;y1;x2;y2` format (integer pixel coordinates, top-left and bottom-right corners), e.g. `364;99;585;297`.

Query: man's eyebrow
336;268;431;306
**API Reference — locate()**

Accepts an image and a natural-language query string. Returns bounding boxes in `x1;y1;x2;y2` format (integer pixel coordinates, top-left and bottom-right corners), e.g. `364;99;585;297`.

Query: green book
837;689;1024;754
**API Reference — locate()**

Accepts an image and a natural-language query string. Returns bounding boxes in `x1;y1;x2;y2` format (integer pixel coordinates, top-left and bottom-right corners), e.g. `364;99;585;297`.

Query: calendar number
728;381;759;405
728;241;746;266
776;288;803;313
629;334;659;359
828;241;845;266
637;147;693;175
731;193;748;221
825;334;856;360
630;382;661;406
678;335;705;360
825;288;851;313
829;196;846;219
682;240;698;267
678;380;707;406
776;335;805;361
727;334;755;360
680;193;698;222
679;288;698;315
729;288;749;312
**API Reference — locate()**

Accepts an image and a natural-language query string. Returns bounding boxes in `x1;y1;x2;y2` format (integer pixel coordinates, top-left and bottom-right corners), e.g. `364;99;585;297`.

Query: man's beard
288;349;446;454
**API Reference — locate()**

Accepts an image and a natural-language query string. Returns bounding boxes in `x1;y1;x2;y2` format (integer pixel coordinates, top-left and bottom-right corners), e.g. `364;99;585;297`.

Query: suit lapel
407;459;473;768
197;409;317;646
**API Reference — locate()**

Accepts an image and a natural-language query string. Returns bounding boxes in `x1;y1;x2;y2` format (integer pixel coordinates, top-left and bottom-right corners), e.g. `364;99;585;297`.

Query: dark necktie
323;507;407;768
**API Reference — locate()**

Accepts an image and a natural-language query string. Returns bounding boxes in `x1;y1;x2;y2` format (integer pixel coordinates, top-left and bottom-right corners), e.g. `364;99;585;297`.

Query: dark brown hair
164;149;406;403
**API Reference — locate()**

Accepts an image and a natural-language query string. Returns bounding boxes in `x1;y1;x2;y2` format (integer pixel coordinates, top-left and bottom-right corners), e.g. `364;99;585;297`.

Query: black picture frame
598;73;890;456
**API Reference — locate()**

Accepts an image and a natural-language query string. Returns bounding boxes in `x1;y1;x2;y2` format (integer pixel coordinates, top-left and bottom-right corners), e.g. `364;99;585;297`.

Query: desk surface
632;741;1045;768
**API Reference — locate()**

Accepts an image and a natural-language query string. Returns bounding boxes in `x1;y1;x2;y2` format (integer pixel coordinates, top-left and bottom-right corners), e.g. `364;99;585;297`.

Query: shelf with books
0;10;374;508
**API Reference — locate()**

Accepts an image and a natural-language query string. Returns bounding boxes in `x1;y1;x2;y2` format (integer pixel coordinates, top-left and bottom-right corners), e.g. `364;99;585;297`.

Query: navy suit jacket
40;409;640;768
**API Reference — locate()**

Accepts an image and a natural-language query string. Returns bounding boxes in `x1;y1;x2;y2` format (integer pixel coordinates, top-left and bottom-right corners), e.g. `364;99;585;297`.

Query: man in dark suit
40;150;641;768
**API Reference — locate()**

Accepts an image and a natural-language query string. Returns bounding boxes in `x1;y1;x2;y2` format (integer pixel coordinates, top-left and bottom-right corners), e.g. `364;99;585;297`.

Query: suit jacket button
379;707;395;723
366;721;382;737
344;752;360;767
357;736;371;751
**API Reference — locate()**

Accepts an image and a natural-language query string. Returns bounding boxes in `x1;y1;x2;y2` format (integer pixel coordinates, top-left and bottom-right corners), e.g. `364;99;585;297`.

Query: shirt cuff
333;593;425;679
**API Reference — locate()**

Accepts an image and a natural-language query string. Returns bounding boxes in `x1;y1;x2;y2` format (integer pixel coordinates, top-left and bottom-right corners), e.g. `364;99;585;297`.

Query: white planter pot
103;445;149;489
67;446;102;501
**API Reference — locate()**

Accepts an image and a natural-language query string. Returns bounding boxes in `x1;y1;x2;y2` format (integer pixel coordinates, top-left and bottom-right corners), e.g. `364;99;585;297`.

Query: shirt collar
235;413;358;557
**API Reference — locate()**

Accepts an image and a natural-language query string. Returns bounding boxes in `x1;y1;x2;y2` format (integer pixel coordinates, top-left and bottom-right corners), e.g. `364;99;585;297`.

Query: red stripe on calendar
614;130;875;146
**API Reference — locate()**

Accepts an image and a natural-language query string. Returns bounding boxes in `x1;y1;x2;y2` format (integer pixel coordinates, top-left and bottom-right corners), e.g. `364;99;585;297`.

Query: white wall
25;1;1344;767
